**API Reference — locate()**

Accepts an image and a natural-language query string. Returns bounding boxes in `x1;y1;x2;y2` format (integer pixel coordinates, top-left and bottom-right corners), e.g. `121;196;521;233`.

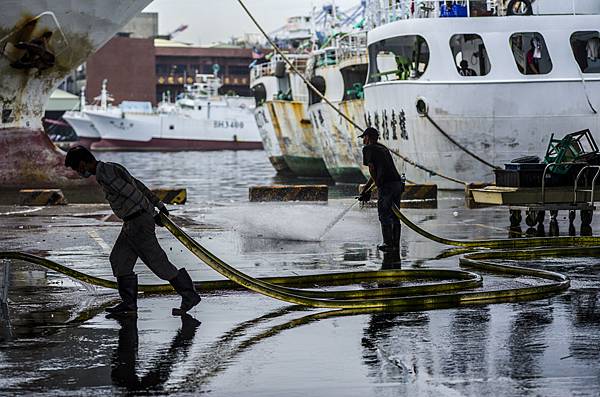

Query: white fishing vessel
306;32;369;183
63;80;119;148
364;0;600;189
0;0;151;189
88;73;262;151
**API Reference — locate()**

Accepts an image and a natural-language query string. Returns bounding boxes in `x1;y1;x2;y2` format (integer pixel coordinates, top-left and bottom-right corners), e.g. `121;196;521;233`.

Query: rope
236;0;468;187
424;114;500;170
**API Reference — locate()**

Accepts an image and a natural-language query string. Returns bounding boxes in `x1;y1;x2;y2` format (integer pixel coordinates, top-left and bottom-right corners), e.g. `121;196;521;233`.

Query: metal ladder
574;165;600;207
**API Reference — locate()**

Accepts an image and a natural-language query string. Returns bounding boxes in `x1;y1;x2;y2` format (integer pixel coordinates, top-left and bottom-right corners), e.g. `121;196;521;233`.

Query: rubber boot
106;274;138;316
391;223;401;252
169;268;201;316
377;224;394;252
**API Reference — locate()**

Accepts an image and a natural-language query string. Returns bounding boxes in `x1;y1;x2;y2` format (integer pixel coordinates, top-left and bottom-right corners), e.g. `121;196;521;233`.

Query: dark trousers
377;181;403;227
109;212;178;281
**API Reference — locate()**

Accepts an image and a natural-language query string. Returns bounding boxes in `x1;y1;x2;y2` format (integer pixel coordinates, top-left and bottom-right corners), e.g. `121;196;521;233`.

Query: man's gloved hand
157;202;170;216
357;190;371;203
154;212;164;227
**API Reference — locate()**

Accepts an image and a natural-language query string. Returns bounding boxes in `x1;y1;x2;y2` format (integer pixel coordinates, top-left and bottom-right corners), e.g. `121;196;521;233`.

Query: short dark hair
64;145;96;168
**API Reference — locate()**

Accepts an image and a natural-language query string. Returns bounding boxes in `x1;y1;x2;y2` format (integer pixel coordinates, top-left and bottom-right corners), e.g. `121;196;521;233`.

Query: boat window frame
367;34;430;83
449;33;491;77
570;31;600;74
509;31;553;75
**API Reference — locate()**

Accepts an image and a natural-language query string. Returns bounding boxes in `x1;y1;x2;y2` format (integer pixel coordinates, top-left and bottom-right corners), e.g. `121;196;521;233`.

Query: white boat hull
87;105;263;151
365;80;600;189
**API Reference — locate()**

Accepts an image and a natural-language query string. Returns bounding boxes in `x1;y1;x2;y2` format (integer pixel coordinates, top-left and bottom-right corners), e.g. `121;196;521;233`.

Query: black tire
507;0;533;16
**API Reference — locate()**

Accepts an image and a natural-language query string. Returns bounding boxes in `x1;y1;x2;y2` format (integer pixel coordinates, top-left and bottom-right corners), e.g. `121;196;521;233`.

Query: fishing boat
62;80;120;148
251;14;333;178
88;73;262;151
0;0;151;189
306;32;369;183
364;0;600;189
251;52;332;177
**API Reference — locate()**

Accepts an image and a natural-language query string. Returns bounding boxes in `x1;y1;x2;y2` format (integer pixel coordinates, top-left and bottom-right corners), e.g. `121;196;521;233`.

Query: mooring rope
424;114;500;170
236;0;468;186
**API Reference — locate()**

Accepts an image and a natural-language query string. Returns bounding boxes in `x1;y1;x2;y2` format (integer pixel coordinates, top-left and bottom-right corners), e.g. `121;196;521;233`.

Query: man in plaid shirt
65;146;201;317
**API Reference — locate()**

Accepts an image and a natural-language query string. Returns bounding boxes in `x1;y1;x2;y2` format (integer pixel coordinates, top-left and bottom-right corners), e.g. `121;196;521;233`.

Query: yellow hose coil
2;208;593;310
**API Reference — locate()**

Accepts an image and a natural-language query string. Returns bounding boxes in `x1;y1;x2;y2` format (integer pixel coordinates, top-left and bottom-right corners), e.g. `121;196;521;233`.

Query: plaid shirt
95;161;160;219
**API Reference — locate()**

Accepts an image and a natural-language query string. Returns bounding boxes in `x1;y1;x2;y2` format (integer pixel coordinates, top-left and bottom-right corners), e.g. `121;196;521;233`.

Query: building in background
64;12;256;106
50;12;257;140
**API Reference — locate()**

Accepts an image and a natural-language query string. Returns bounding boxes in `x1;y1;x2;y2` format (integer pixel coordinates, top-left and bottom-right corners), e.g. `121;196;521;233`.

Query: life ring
506;0;533;16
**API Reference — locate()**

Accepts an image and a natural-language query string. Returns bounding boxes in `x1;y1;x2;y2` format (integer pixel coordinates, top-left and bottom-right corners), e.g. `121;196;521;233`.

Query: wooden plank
471;186;592;206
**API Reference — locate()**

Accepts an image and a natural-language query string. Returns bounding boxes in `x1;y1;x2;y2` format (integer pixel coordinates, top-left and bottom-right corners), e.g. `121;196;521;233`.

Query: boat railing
250;55;310;82
366;0;599;27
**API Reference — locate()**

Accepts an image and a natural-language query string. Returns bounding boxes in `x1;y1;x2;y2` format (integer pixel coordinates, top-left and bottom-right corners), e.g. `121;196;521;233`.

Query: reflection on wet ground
1;151;600;396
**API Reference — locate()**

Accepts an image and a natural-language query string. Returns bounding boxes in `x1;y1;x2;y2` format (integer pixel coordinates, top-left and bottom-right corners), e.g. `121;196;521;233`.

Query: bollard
249;185;328;202
401;184;437;208
18;189;67;206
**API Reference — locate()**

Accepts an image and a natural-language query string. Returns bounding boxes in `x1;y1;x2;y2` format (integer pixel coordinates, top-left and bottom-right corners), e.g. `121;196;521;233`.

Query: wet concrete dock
1;151;600;396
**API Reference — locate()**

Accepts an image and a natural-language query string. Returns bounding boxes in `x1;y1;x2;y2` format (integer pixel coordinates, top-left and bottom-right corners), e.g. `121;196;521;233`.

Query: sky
144;0;359;45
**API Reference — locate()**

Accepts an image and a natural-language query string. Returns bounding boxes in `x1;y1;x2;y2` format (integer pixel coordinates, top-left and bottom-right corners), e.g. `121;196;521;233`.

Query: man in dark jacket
64;146;201;317
358;127;404;252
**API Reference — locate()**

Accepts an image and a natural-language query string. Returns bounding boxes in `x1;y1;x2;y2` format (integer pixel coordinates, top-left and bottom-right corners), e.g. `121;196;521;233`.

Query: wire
425;114;500;169
236;0;468;186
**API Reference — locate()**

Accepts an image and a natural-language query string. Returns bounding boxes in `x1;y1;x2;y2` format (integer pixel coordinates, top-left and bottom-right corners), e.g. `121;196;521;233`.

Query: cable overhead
236;0;468;186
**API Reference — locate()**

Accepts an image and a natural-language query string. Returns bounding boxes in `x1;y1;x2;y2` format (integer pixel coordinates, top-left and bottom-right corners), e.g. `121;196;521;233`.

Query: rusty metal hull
269;100;330;178
254;103;292;175
309;99;368;183
0;0;152;193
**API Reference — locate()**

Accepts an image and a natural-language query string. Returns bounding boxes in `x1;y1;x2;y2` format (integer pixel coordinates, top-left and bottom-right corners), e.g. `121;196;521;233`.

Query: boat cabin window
252;83;267;106
308;76;326;105
341;64;367;100
450;34;490;77
367;35;430;83
571;31;600;74
509;32;552;75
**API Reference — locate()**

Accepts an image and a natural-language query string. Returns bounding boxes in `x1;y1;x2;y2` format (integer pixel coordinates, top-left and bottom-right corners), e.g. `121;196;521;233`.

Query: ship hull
92;137;263;151
269;100;330;178
254;103;292;174
62;112;100;148
309;100;368;183
0;0;152;196
87;104;263;151
365;80;600;189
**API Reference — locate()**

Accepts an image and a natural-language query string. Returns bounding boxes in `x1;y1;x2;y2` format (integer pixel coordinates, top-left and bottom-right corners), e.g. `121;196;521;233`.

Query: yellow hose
3;209;594;311
392;204;600;248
